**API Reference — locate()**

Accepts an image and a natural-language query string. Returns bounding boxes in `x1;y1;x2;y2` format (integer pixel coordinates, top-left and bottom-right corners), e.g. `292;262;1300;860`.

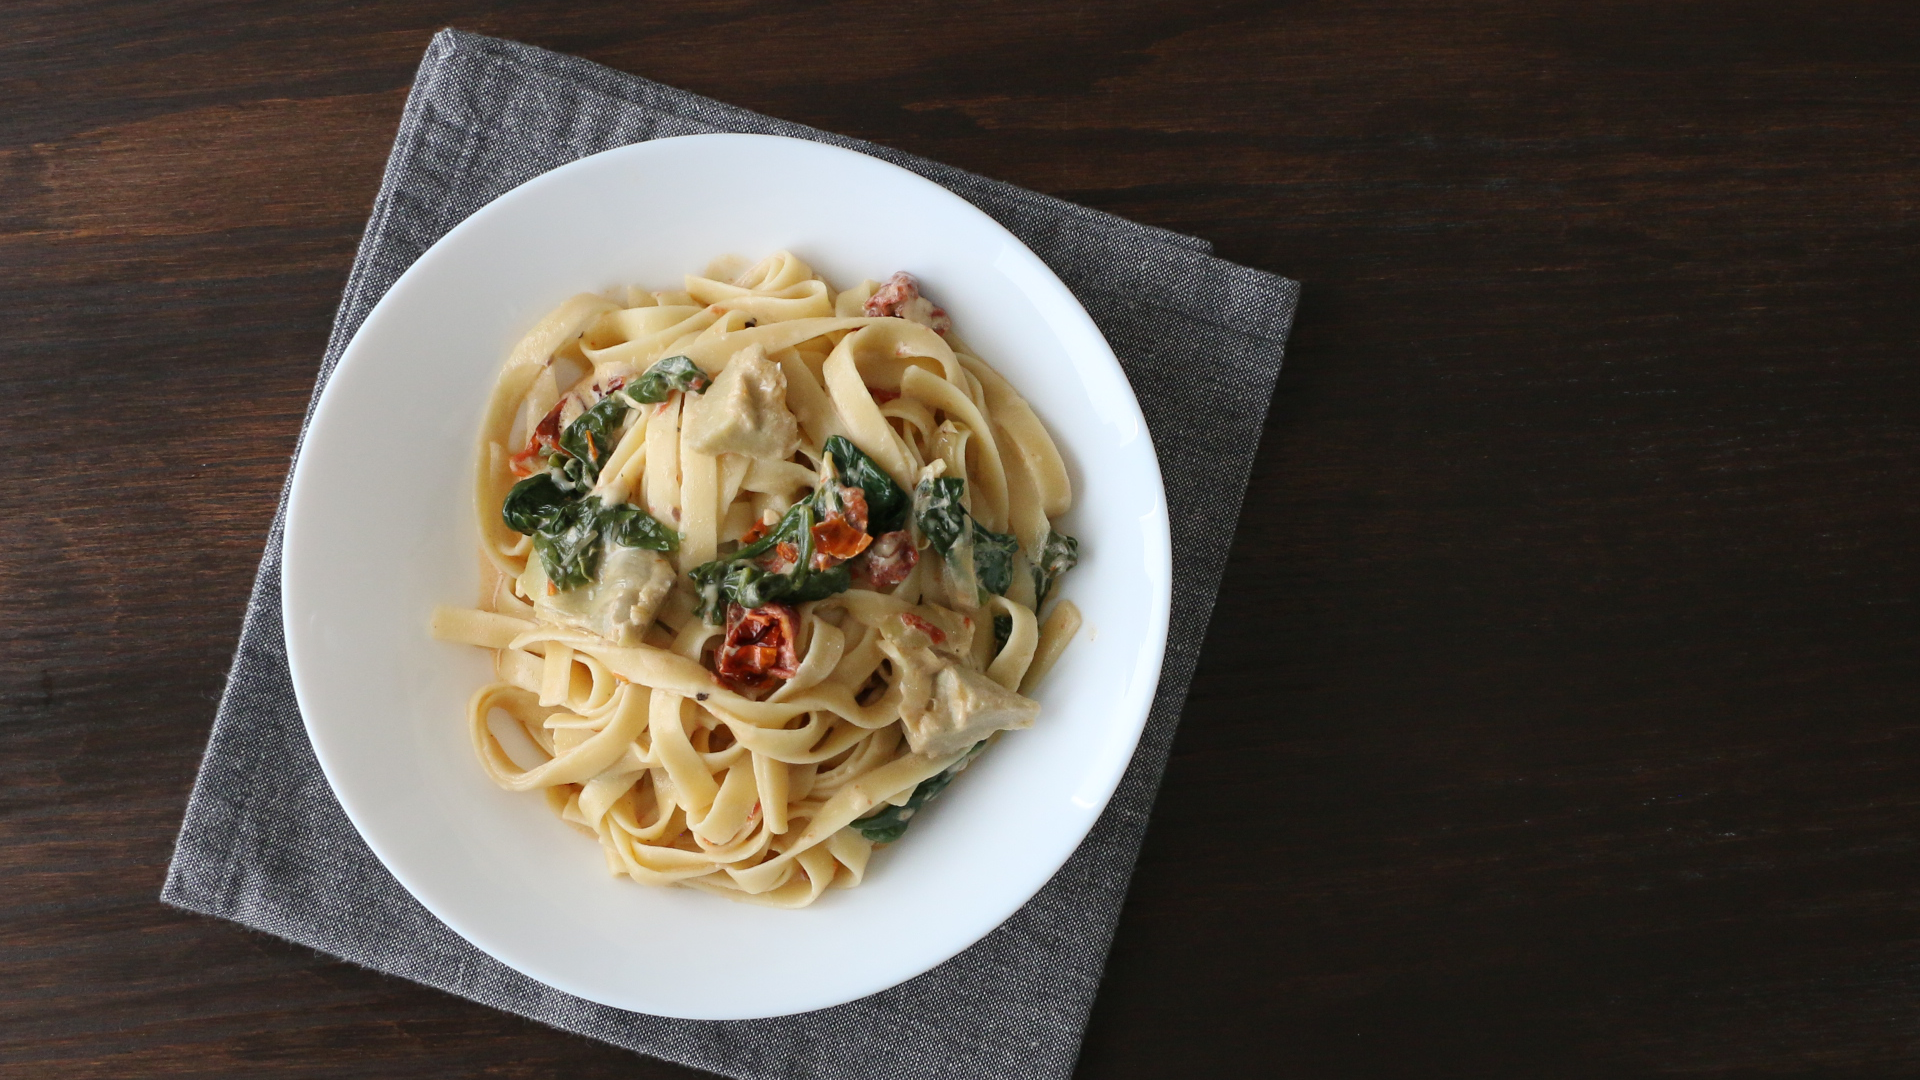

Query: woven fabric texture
163;29;1298;1080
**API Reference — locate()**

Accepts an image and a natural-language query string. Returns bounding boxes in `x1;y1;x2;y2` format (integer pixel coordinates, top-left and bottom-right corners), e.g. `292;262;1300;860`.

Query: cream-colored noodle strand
690;757;761;843
881;397;938;442
768;617;844;702
684;275;833;322
475;294;619;577
825;828;872;888
985;596;1040;691
723;748;962;893
823;338;915;489
431;606;534;650
742;457;817;498
1006;549;1039;611
495;648;541;694
775;349;842;450
591;407;651;505
642;394;681;530
577;770;643;833
514;368;559;449
900;365;1010;533
841;318;968;386
539;643;573;706
493;574;533;616
679;440;719;570
956;352;1071;517
1021;599;1083;694
717;452;750;514
574;652;620;714
649;689;719;815
581;306;717;368
469;683;648;792
668;316;905;375
996;424;1053;560
754;752;791;834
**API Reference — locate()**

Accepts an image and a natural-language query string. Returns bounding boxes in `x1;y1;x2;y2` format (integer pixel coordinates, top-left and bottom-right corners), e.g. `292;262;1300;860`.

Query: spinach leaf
530;499;606;590
557;394;627;485
709;560;854;611
852;741;989;844
501;472;572;535
623;355;712;405
601;502;679;552
914;475;1023;599
502;368;691;590
824;435;908;534
688;499;853;622
545;357;711;491
992;612;1013;652
971;521;1019;596
517;495;679;590
913;476;970;554
1033;528;1080;602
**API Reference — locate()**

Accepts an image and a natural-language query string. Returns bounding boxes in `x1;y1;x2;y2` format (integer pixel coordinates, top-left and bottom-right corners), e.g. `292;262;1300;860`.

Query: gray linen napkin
163;29;1298;1080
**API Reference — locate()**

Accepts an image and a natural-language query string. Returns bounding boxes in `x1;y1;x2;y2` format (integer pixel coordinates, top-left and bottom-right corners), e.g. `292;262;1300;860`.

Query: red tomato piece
716;602;800;690
508;398;567;477
900;612;946;645
860;530;918;587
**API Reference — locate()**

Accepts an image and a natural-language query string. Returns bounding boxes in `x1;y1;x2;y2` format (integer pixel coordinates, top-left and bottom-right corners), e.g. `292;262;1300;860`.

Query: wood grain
3;1;1918;1076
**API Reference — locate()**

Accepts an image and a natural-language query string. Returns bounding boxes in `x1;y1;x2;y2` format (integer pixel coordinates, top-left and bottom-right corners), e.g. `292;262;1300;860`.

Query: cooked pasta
431;252;1082;907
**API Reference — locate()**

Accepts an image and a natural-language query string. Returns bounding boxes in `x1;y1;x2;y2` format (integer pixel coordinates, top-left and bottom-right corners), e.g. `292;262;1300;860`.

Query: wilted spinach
528;499;605;590
913;476;970;554
552;356;713;488
686;443;912;622
824;435;908;534
971;522;1019;596
912;476;1029;601
499;355;709;591
689;498;851;623
1033;528;1080;602
555;394;626;485
852;740;988;844
518;496;678;590
601;501;679;552
501;472;572;534
623;354;711;404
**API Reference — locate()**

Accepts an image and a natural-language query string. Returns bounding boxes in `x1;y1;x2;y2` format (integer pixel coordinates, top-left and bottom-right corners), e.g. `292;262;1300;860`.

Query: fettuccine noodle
432;253;1083;906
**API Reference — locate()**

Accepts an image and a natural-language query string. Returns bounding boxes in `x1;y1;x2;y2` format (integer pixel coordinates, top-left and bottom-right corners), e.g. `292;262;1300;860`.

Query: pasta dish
431;252;1081;907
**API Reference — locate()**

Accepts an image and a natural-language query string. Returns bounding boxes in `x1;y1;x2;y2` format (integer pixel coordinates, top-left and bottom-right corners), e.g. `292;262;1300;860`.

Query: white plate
283;134;1171;1019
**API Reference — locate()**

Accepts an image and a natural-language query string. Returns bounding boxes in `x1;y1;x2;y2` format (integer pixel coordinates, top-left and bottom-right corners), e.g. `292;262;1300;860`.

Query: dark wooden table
7;2;1919;1076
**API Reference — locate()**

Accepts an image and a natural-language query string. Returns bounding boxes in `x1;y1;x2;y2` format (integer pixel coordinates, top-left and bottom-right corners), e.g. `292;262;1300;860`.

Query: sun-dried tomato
715;602;799;691
508;379;629;477
751;540;804;577
811;516;872;567
836;486;870;533
900;612;946;645
859;530;918;587
810;486;873;567
864;272;952;333
508;398;568;477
